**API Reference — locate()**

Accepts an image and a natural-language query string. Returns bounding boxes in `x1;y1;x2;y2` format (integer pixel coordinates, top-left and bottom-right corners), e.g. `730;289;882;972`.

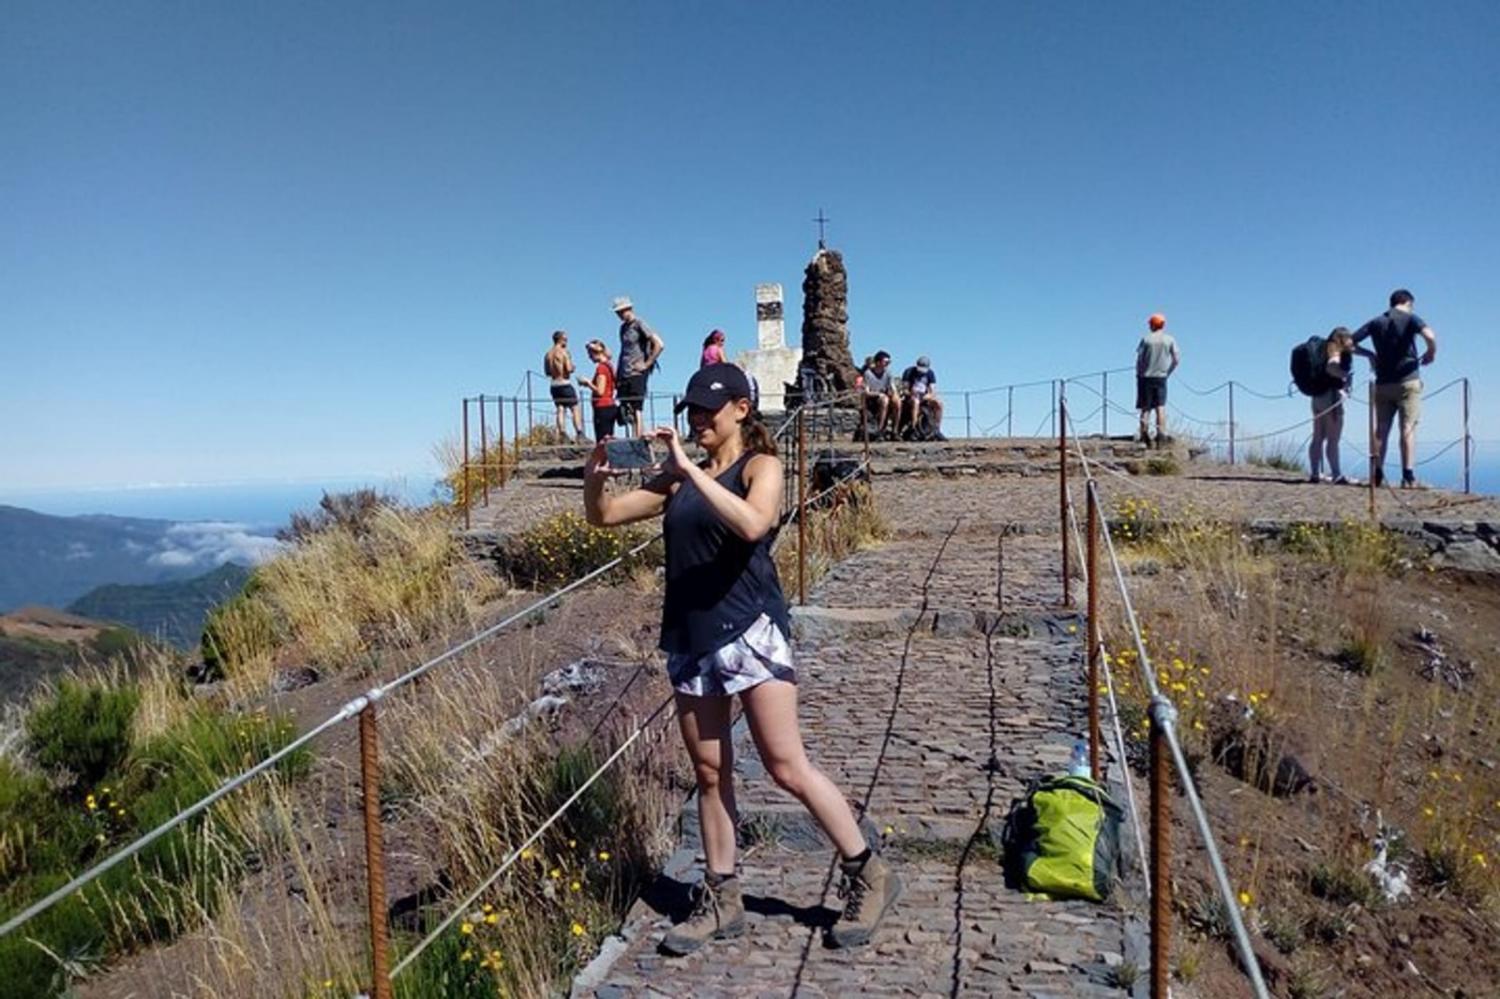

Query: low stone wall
1244;517;1500;573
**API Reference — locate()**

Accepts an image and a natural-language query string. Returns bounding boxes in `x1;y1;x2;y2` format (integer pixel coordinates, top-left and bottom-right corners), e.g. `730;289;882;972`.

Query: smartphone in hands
603;438;655;470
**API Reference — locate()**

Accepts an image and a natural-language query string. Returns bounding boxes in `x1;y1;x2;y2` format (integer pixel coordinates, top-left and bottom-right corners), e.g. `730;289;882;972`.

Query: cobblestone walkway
584;503;1142;997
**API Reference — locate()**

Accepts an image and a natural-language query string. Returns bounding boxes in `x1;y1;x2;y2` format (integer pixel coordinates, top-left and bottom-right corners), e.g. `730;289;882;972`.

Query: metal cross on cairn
813;208;830;249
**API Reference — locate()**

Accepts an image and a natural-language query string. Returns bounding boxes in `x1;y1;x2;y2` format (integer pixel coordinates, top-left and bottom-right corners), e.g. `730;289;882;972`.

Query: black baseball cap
675;363;753;413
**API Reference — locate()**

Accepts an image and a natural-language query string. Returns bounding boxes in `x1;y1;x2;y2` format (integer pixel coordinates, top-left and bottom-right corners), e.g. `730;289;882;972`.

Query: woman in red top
579;340;619;441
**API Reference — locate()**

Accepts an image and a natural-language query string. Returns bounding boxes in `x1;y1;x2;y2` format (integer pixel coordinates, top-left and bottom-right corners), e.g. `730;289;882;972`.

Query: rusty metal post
1148;696;1172;999
1102;370;1109;438
1086;482;1101;782
512;395;521;459
1227;381;1236;465
1368;380;1377;522
1059;387;1072;608
525;370;534;439
1463;378;1472;494
461;398;470;530
359;700;393;999
797;408;807;606
496;397;508;488
478;394;489;507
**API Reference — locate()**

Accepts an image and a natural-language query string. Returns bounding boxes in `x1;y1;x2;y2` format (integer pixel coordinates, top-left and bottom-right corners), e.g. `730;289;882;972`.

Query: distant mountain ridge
0;606;144;704
68;562;252;649
0;503;277;612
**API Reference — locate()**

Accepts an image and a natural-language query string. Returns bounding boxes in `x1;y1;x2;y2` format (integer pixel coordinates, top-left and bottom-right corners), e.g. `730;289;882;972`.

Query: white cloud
65;541;94;560
147;521;285;570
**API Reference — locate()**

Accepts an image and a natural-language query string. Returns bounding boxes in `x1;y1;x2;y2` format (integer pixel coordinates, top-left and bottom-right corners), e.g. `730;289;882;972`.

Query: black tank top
660;451;791;655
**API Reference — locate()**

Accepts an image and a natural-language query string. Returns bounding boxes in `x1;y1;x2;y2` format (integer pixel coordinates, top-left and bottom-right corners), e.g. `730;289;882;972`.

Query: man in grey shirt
1135;313;1180;446
612;295;665;438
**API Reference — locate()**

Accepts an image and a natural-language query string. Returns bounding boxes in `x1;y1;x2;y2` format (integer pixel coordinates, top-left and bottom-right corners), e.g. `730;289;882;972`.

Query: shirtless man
544;330;587;442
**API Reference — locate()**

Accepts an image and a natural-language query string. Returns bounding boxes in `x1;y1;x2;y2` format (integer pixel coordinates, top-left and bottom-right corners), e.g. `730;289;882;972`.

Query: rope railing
1064;407;1271;999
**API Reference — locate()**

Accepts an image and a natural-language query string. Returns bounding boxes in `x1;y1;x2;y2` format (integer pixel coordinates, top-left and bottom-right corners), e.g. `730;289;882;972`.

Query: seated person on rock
900;355;945;441
860;350;901;440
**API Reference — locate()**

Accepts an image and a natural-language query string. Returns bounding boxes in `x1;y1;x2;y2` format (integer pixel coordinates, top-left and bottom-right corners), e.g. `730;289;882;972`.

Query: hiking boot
1134;430;1150;446
828;851;902;949
660;873;745;955
1308;473;1322;484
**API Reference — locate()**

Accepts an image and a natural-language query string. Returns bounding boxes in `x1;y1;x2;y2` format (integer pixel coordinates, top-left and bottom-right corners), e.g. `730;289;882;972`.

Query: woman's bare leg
675;692;738;874
739;679;867;858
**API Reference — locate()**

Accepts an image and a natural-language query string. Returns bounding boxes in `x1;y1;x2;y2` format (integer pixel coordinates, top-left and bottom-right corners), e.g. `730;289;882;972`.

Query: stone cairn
793;248;861;403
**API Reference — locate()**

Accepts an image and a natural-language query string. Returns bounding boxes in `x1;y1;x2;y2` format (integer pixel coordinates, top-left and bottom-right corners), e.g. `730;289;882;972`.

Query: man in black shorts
1135;313;1180;446
612;296;665;437
544;330;586;442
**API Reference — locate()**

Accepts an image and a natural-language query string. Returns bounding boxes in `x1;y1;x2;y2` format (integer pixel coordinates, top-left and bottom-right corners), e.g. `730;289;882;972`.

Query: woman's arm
583;445;674;526
654;428;781;542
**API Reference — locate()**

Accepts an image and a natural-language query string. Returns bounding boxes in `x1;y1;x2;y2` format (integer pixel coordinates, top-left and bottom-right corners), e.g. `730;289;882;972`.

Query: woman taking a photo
583;362;900;954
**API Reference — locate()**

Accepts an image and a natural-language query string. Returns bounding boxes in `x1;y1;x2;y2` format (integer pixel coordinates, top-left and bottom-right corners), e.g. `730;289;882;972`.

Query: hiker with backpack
613;296;666;438
1290;327;1364;484
582;362;902;956
899;355;946;441
1353;289;1438;488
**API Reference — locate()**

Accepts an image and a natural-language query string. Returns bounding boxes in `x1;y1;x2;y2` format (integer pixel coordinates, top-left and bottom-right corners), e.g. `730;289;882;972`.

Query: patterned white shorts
666;613;797;697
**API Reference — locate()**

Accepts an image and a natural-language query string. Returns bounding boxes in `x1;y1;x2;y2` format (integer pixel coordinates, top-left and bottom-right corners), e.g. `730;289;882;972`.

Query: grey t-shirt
1136;332;1180;379
864;367;894;394
617;317;658;378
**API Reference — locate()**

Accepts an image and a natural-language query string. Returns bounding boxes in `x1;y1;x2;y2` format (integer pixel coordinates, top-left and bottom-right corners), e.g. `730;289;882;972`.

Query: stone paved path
584;497;1143;997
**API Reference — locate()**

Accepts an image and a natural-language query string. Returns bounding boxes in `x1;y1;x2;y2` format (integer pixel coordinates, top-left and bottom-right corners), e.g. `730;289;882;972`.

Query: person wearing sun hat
582;361;902;956
1135;313;1180;447
612;295;665;438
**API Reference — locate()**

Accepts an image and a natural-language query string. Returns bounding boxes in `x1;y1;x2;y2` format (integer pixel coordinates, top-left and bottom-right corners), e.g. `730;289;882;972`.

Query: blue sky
4;1;1497;492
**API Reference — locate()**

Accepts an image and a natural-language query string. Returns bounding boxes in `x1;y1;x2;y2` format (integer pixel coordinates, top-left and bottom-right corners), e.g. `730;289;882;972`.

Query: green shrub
1;703;308;997
26;679;140;790
1308;862;1377;907
89;627;141;661
1144;453;1180;476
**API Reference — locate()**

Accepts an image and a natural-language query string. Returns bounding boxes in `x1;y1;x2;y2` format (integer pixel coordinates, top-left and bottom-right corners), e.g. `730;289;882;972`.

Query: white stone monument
735;283;802;413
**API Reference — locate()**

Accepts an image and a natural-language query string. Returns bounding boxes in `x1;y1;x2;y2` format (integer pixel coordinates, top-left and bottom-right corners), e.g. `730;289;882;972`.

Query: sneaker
1331;475;1351;485
660;873;745;955
1401;470;1420;489
1134;430;1150;446
1308;473;1323;484
827;852;902;949
930;431;948;442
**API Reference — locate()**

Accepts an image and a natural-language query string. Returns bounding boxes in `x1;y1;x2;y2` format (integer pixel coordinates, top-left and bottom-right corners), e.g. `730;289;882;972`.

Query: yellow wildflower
460;922;474;935
597;850;611;861
571;922;586;936
1238;890;1253;907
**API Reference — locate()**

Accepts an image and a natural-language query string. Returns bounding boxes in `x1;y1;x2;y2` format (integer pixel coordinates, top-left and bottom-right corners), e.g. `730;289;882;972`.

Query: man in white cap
612;296;665;438
899;355;945;441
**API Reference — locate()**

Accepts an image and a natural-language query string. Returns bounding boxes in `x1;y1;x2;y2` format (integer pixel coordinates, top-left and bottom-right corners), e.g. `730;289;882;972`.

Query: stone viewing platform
447;438;1500;997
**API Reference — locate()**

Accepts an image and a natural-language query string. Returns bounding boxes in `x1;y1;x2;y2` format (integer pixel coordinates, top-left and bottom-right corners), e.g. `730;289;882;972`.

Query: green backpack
1001;774;1124;902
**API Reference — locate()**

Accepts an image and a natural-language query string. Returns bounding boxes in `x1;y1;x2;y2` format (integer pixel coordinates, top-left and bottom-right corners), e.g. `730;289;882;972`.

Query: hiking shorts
591;404;619;442
666;614;797;698
1310;390;1344;421
1374;380;1421;435
1136;376;1167;411
550;383;579;408
617;373;649;410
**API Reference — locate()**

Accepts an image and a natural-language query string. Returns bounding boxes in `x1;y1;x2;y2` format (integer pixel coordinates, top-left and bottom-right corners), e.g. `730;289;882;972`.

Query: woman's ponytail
740;408;777;456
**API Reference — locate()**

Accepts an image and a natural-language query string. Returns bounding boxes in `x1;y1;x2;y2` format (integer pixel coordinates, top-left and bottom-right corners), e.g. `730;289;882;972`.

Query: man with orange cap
1135;313;1180;446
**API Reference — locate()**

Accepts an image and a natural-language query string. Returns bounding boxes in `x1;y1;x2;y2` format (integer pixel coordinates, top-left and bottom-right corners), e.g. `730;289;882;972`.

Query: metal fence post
1007;386;1014;438
1059;388;1072;608
359;700;393;999
512;396;521;459
1102;371;1109;438
964;392;972;439
1086;482;1101;782
525;371;534;439
461;398;471;531
1463;377;1472;494
1050;380;1058;441
797;408;808;606
497;396;508;488
478;394;489;508
1148;696;1173;999
1227;381;1236;465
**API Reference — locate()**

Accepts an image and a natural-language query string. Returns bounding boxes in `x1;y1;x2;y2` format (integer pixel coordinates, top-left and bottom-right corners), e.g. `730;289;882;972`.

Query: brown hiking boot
828;851;902;948
660;873;745;955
